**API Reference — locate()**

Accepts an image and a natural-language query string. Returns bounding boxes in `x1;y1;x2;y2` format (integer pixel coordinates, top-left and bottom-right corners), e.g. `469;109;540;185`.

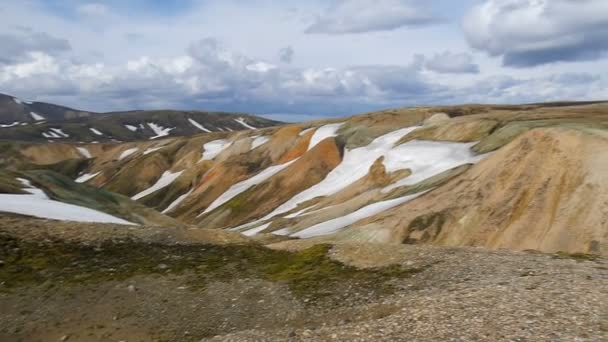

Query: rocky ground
0;217;606;341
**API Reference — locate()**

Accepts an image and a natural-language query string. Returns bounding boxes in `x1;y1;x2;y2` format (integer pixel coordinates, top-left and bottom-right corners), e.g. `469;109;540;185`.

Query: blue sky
0;0;607;121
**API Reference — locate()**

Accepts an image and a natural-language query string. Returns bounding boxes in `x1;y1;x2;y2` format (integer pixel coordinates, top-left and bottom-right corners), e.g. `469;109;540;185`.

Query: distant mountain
0;93;282;142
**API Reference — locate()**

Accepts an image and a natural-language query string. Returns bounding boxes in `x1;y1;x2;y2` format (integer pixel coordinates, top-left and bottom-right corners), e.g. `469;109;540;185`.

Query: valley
0;100;606;341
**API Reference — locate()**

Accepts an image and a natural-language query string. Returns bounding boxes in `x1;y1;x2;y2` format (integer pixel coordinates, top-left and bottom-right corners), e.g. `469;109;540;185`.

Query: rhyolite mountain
0;100;606;255
0;93;282;142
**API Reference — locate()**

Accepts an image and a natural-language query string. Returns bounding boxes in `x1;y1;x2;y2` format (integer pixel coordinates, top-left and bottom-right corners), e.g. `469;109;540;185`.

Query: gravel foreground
0;217;606;342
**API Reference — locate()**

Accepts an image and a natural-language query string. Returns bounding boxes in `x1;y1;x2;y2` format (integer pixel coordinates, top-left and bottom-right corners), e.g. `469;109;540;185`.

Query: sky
0;0;607;121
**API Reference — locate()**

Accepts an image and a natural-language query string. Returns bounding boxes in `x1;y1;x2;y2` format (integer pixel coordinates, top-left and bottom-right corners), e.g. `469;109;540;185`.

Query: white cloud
463;0;608;67
305;0;441;34
421;51;479;74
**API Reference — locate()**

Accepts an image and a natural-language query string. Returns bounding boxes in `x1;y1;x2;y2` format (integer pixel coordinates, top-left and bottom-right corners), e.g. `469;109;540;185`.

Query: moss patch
0;236;425;301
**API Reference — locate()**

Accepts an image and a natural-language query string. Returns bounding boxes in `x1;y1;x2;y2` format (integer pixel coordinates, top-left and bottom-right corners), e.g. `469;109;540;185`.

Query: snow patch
125;124;138;132
77;147;92;158
201;139;232;161
299;127;315;136
188;118;212;132
242;223;272;236
143;146;163;155
132;170;183;200
75;172;100;183
30;112;45;121
147;122;175;139
17;178;48;198
1;178;134;224
12;98;22;105
292;192;426;238
162;188;193;214
380;141;485;193
118;148;139;160
90;128;104;136
50;128;69;137
203;160;296;214
251;136;269;150
264;126;417;219
235;117;257;130
307;123;343;151
0;122;20;128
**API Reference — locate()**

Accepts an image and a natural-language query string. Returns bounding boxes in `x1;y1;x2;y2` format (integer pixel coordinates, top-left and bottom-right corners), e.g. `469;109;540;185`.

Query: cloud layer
463;0;608;67
0;0;606;117
305;0;440;34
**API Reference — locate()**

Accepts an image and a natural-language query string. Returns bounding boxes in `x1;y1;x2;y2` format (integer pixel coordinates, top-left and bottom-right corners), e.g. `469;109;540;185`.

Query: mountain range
0;98;605;255
0;93;281;142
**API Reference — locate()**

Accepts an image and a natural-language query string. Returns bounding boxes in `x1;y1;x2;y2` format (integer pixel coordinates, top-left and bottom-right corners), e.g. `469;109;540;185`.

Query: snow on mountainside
0;93;282;142
0;101;607;255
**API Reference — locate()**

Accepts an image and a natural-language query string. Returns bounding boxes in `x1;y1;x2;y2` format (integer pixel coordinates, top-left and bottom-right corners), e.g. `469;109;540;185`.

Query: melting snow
30;112;45;121
235;117;257;130
75;172;100;183
143;146;163;155
263;126;418;218
77;147;92;158
381;141;486;192
203;160;297;214
90;128;104;136
118;148;139;160
264;126;486;220
291;192;426;238
251;136;269;150
0;122;20;128
307;123;343;151
125;124;138;132
132;170;184;200
148;123;175;139
201;139;232;161
42;132;59;139
162;188;193;214
242;223;272;236
299;127;315;136
0;178;134;225
188;118;212;132
50;128;69;137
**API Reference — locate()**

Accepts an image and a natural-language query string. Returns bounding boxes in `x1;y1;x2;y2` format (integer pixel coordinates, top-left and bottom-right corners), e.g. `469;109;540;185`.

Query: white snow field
118;148;139;160
291;192;426;238
188;118;212;132
30;112;45;121
306;123;343;151
132;170;184;200
203;160;297;214
161;188;194;214
89;128;104;136
251;136;269;150
201;139;232;161
235;117;256;130
75;172;100;183
143;146;163;155
0;122;20;128
125;124;138;132
148;122;175;139
77;147;92;158
263;126;485;221
0;178;134;225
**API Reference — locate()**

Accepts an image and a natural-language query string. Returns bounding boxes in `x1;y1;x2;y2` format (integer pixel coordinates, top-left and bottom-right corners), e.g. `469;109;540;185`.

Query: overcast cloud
0;0;606;118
